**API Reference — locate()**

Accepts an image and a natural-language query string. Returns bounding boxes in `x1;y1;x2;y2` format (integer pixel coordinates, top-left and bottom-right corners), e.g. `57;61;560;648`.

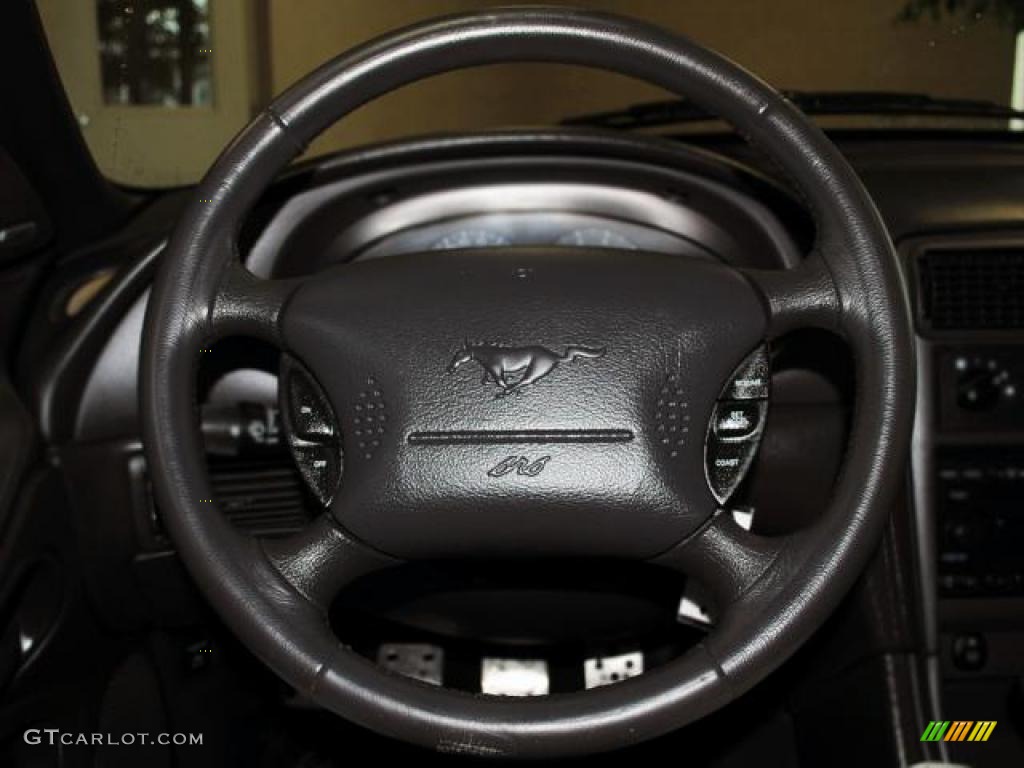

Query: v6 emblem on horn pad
487;455;551;478
447;341;606;397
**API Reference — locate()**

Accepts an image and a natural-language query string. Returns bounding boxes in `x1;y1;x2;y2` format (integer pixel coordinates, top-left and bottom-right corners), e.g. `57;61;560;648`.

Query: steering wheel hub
282;248;766;558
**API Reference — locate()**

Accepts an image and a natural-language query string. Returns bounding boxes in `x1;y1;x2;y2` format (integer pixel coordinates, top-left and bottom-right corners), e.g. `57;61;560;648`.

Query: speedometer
431;228;510;250
556;227;637;249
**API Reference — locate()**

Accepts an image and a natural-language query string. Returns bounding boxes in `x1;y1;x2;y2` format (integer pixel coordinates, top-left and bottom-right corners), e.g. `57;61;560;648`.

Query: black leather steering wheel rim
141;7;914;758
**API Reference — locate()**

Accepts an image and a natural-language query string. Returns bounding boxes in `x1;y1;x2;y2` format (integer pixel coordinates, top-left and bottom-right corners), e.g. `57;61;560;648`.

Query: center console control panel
937;447;1024;597
934;344;1024;598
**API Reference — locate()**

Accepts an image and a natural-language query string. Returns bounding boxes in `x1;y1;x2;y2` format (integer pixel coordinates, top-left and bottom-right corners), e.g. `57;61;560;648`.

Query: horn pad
281;249;767;559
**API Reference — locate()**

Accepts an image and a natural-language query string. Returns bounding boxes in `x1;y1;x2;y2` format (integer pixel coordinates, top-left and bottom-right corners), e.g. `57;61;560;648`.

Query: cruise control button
705;440;757;504
727;346;769;400
713;401;764;441
291;442;341;507
280;357;343;506
287;369;335;440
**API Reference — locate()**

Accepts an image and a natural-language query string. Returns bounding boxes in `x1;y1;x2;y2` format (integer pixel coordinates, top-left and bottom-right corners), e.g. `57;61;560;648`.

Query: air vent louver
919;248;1024;330
208;456;315;538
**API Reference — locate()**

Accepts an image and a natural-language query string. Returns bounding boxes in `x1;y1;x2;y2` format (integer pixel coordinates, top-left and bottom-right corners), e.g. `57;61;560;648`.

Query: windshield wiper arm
562;91;1024;130
786;91;1024;119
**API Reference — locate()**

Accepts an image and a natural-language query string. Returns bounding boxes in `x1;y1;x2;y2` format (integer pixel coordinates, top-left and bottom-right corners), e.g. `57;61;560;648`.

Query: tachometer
431;228;510;250
556;227;637;249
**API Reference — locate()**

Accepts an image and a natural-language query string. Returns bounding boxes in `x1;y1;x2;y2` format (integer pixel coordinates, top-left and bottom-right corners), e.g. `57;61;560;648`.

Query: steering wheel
141;8;914;758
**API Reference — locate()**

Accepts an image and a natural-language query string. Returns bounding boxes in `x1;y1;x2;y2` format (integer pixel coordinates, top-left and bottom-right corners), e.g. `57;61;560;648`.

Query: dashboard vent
208;455;315;538
918;248;1024;330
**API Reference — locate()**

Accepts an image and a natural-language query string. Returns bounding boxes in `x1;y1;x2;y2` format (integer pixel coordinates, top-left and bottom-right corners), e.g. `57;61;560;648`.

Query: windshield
36;0;1024;188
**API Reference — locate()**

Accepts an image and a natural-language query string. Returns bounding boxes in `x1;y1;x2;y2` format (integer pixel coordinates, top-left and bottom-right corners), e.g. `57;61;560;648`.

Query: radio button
952;633;987;671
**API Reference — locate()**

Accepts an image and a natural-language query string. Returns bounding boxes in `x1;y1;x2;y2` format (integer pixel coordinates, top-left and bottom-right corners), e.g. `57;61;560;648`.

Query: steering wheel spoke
741;250;840;338
208;258;304;347
262;514;397;610
653;511;787;613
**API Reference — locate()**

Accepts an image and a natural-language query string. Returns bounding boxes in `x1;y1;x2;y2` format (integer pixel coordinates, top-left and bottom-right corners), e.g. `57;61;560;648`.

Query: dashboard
18;129;1024;764
63;141;805;443
29;130;842;649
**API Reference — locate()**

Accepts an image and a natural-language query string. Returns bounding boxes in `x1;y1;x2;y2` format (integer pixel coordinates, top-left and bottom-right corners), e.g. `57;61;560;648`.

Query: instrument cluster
357;211;704;259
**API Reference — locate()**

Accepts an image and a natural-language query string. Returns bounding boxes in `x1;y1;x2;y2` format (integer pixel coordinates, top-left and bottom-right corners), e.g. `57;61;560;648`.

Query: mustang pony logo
447;341;606;396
